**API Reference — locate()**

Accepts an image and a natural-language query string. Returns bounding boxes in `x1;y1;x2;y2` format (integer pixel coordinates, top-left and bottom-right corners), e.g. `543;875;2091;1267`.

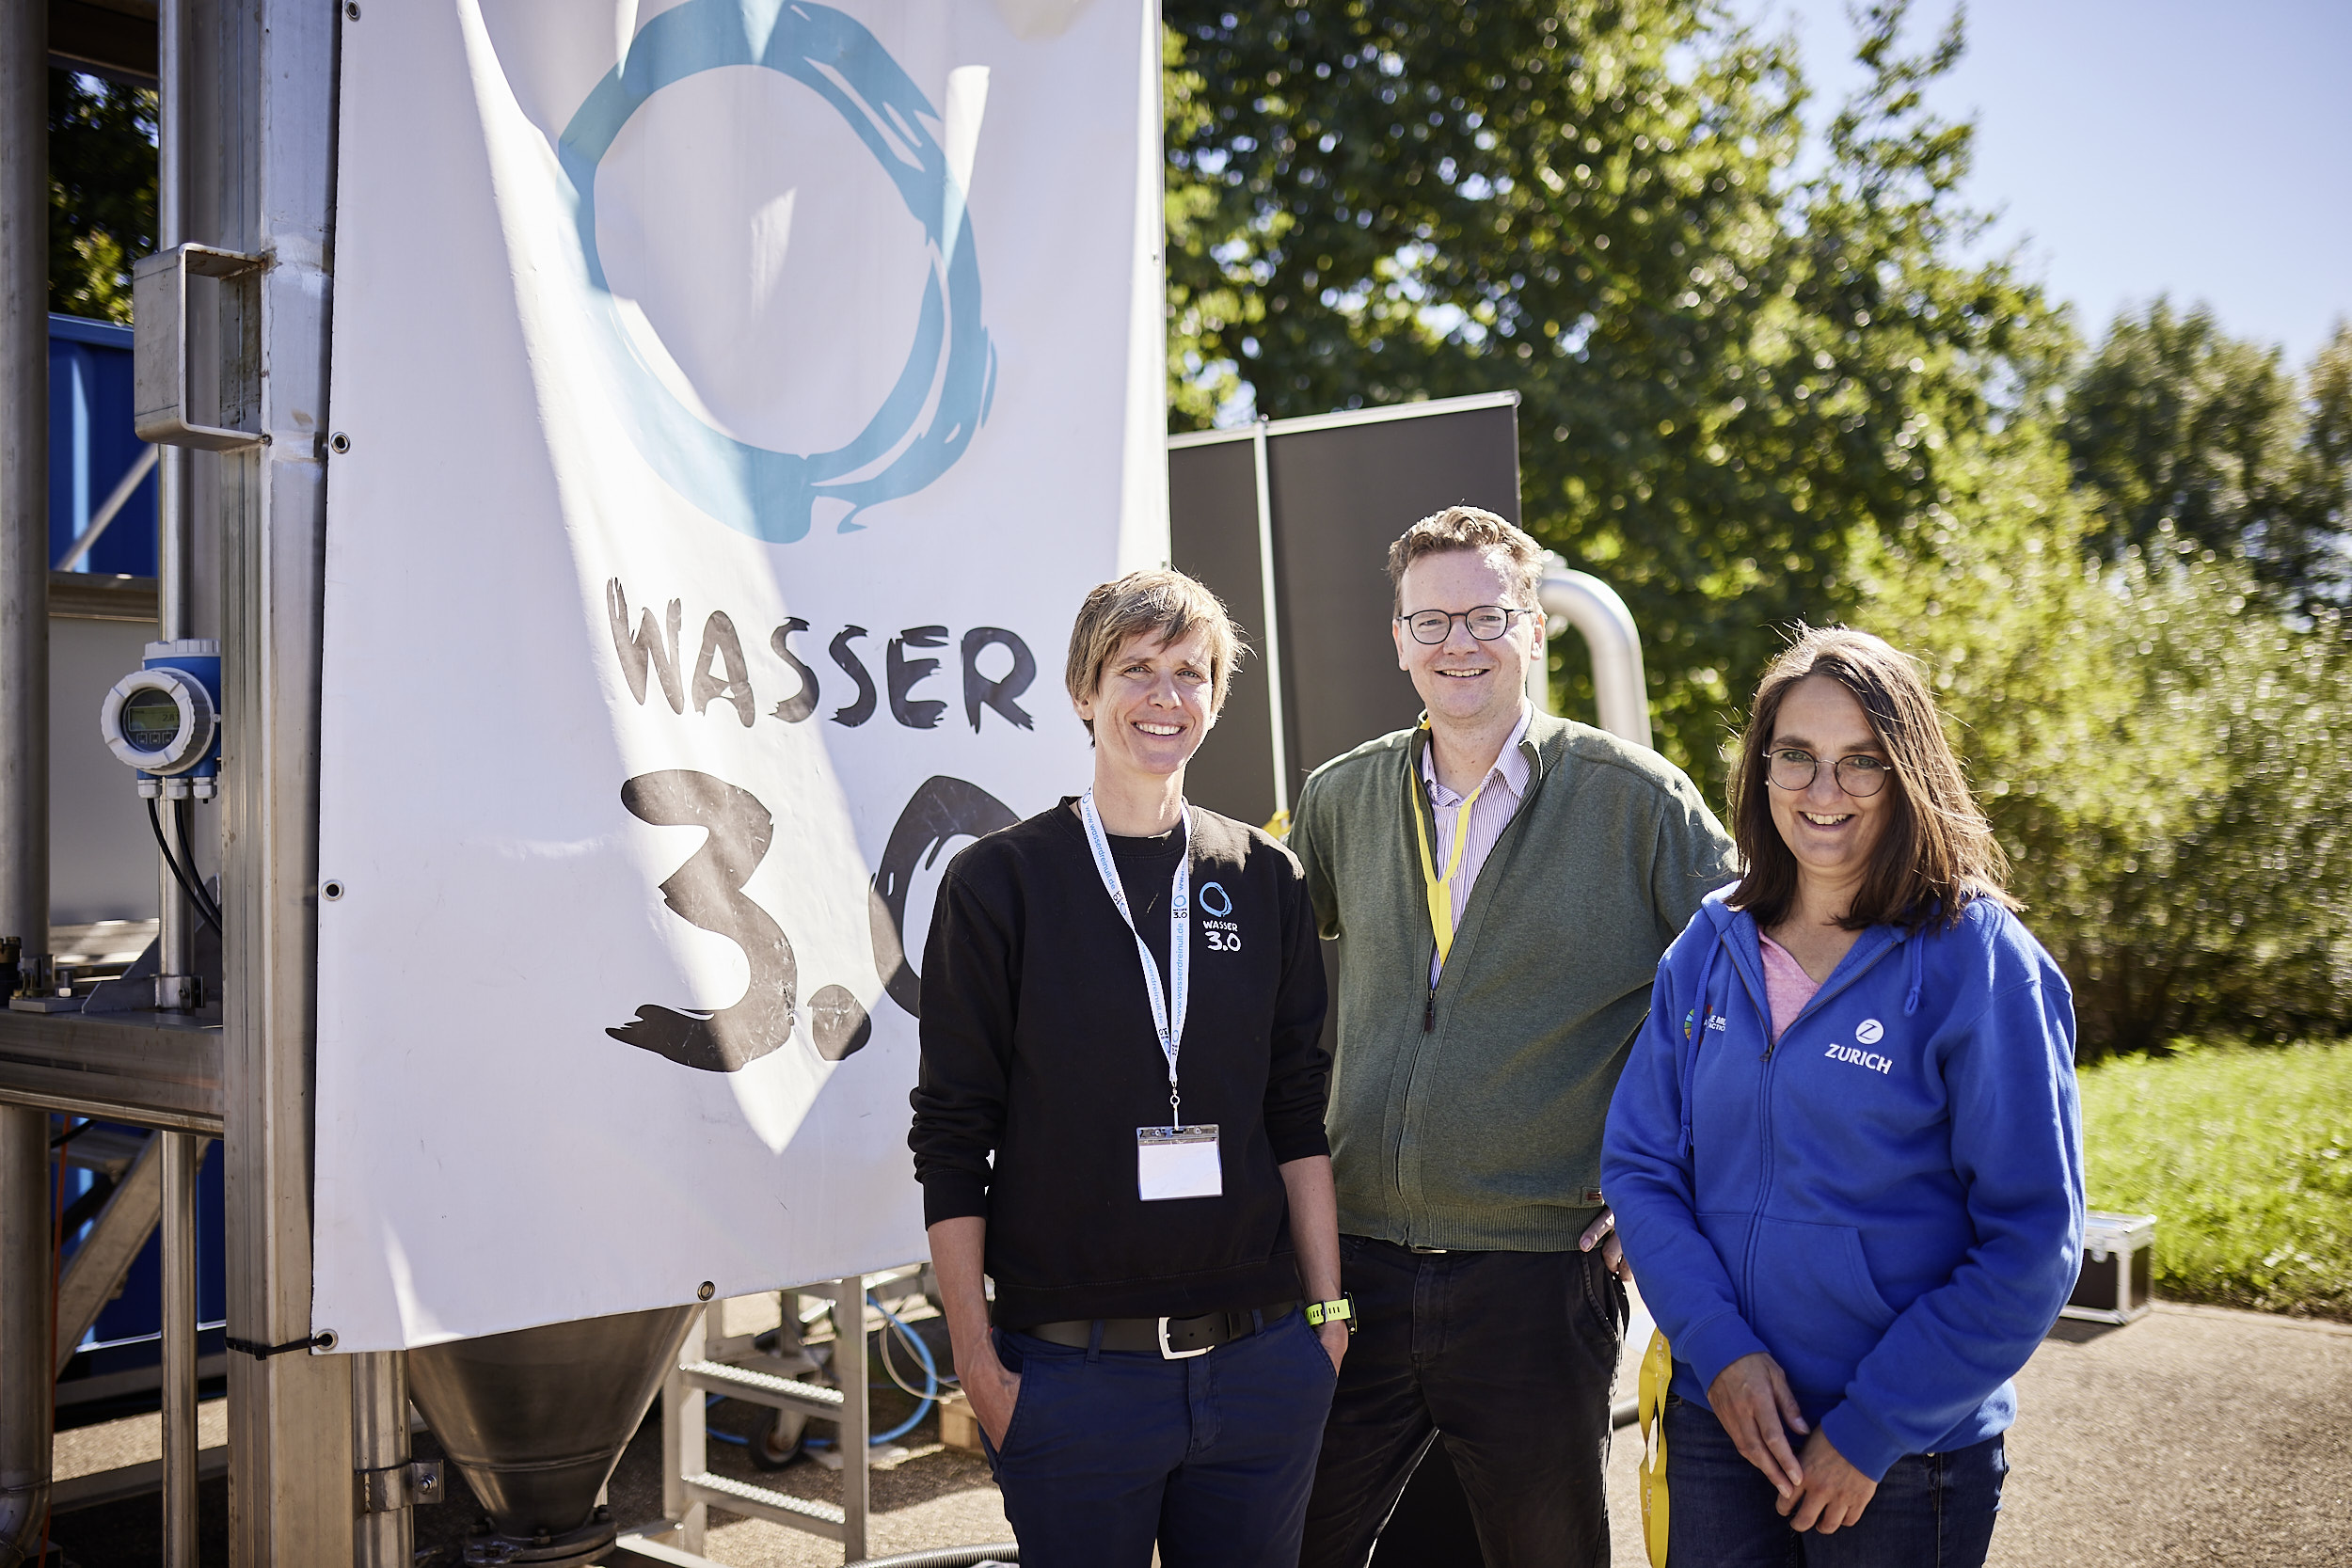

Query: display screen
121;689;183;751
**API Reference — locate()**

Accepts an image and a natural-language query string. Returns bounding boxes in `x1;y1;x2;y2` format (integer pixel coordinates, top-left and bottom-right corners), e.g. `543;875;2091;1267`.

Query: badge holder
1136;1124;1222;1201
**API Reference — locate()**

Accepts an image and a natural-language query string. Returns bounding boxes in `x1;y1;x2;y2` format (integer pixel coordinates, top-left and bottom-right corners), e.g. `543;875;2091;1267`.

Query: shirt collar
1420;702;1534;804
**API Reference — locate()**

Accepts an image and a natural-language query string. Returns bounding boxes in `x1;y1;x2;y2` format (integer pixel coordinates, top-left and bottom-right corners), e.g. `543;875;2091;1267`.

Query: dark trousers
1301;1237;1627;1568
1664;1397;2006;1566
980;1309;1337;1568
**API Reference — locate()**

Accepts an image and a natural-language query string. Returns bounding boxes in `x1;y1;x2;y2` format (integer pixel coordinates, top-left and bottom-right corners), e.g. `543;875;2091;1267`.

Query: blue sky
1743;0;2352;367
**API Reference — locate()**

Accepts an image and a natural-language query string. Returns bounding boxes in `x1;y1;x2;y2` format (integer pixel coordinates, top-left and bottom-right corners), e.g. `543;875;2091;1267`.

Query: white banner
313;0;1165;1350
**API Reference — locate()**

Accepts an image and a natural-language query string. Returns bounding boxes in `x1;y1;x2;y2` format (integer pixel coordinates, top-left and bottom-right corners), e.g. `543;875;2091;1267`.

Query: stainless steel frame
640;1275;886;1564
1;0;55;1557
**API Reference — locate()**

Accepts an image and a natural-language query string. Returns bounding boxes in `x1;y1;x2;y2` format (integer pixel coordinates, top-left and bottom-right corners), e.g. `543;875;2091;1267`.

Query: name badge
1136;1125;1222;1201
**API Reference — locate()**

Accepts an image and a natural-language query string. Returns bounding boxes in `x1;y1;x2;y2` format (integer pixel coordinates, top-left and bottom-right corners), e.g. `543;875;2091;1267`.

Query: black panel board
1267;404;1521;797
1167;436;1279;826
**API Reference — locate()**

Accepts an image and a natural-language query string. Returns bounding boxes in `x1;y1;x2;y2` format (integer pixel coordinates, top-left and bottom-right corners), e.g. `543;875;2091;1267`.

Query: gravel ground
37;1302;2352;1566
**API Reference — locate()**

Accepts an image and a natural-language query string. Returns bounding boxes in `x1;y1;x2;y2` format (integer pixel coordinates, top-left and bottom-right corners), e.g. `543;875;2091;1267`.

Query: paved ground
39;1302;2352;1566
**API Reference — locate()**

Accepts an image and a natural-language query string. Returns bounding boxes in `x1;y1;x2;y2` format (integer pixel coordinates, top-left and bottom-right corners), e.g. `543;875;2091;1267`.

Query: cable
876;1305;930;1401
866;1292;939;1444
147;798;221;935
171;797;225;930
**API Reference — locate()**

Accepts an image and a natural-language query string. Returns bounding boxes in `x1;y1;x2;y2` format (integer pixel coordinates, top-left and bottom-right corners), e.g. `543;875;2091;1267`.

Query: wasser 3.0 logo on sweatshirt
1198;881;1245;953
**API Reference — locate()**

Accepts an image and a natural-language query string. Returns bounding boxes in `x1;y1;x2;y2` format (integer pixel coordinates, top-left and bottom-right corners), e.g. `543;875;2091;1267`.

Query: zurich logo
1198;882;1232;917
1855;1019;1884;1045
557;0;993;544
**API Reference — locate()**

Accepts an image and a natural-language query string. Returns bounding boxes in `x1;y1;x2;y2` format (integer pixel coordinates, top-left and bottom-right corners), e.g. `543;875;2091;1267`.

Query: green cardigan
1289;711;1736;1251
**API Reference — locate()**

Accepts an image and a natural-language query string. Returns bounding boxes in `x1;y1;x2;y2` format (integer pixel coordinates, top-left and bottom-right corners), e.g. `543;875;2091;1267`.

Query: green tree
1164;0;2060;793
2061;303;2351;614
2281;321;2352;609
49;69;157;323
1856;430;2352;1053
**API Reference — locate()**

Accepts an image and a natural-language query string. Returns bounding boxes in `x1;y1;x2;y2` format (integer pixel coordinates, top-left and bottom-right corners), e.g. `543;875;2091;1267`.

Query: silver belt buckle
1156;1316;1212;1360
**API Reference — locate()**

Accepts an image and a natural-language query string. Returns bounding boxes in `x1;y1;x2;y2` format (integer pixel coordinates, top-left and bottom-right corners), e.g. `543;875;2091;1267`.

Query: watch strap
1303;1295;1356;1332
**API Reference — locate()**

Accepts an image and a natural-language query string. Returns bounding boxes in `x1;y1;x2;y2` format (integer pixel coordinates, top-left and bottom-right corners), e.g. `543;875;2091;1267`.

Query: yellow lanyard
1408;753;1486;970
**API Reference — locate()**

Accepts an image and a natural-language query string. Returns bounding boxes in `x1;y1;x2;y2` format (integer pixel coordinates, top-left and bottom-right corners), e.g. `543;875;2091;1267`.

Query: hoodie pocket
1746;1219;1899;1402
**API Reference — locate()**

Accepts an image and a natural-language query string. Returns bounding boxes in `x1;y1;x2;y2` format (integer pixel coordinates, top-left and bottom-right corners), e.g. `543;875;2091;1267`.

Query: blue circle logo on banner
557;0;993;544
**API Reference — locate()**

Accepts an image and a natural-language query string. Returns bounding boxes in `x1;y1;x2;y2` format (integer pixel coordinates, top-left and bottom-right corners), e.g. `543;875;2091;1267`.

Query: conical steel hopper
407;1303;699;1566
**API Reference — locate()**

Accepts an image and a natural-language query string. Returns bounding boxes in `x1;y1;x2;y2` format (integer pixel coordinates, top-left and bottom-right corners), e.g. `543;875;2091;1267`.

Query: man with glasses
1288;506;1736;1566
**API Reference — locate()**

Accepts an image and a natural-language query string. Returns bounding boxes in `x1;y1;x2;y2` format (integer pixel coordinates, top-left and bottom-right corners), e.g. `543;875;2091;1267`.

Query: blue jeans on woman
978;1307;1338;1568
1664;1396;2006;1566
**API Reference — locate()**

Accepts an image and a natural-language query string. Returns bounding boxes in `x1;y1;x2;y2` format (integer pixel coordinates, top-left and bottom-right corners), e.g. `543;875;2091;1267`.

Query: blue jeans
1663;1396;2006;1566
980;1308;1338;1568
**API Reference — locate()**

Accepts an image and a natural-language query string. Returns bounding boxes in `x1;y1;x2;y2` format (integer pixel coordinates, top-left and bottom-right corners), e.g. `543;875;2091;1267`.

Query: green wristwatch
1303;1295;1357;1334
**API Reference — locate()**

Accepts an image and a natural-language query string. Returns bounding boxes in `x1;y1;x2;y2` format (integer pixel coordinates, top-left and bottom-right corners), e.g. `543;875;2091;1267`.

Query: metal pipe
1537;559;1653;751
152;8;206;1559
350;1350;412;1568
161;1132;201;1566
1;0;56;1560
156;0;196;1006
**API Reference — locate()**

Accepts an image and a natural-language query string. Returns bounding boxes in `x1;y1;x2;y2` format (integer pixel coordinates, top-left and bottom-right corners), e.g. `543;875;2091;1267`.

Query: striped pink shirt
1421;704;1534;986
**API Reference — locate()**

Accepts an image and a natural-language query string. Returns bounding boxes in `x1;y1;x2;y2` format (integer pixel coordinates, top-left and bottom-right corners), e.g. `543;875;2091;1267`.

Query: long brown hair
1727;626;2017;932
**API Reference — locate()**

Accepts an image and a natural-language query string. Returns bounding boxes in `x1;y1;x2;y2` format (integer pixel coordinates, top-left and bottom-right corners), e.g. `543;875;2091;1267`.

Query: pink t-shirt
1758;935;1823;1045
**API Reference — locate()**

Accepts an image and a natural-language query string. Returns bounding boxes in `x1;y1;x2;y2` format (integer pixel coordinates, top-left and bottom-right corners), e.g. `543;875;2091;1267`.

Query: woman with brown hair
1602;626;2086;1566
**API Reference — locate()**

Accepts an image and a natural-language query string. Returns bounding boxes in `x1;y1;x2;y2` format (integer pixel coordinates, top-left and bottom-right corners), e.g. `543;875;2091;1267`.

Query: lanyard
1408;744;1486;969
1077;790;1192;1123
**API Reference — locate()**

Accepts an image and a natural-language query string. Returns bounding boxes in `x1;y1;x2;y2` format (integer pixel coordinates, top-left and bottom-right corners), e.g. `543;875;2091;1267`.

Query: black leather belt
1015;1302;1297;1360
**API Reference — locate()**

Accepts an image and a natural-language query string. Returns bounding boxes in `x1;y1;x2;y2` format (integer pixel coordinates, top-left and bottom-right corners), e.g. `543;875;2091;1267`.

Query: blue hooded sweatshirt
1600;889;2085;1481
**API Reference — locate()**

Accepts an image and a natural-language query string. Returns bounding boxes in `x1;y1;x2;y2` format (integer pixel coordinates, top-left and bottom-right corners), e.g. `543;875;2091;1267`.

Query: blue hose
786;1294;944;1450
704;1392;750;1444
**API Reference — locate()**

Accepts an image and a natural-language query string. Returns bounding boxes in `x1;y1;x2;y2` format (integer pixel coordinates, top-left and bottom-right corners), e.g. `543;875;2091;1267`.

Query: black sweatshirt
909;800;1330;1327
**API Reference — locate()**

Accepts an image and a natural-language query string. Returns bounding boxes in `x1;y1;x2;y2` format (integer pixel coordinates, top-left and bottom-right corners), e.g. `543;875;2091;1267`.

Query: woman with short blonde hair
912;568;1343;1568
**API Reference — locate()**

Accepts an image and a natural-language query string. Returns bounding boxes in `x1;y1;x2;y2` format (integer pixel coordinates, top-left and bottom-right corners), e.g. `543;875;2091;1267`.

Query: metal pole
0;1110;51;1568
156;0;198;1006
0;0;56;1560
152;8;207;1562
161;1132;201;1565
217;0;357;1556
660;1306;709;1553
349;1351;411;1568
833;1276;868;1561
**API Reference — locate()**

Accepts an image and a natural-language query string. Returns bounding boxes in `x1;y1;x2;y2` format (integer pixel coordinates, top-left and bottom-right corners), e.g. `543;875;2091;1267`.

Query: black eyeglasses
1766;747;1893;799
1396;606;1533;645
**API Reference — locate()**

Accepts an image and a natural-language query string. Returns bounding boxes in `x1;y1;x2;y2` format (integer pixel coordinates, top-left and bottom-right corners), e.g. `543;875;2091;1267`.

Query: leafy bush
2079;1040;2352;1322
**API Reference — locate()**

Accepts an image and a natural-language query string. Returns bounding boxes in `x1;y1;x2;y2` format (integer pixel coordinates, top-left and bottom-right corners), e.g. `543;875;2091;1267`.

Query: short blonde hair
1064;569;1244;735
1385;505;1546;613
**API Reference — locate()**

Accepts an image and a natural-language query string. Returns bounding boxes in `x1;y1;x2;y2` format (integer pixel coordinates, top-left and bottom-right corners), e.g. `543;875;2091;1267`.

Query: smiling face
1767;674;1897;895
1391;547;1539;730
1074;626;1218;787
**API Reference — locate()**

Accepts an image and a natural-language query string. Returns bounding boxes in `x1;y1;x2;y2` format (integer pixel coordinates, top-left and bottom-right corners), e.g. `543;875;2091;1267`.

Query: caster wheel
751;1407;811;1470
